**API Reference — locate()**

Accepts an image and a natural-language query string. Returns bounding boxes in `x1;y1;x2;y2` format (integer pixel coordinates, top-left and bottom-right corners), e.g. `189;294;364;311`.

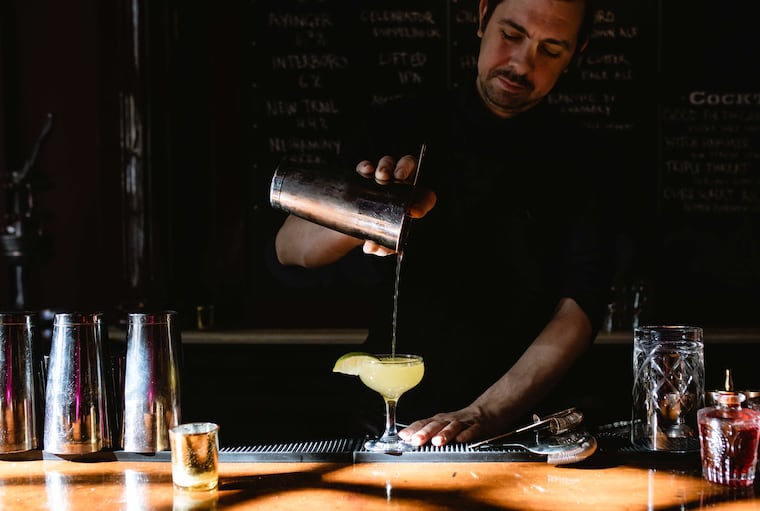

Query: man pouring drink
268;0;618;447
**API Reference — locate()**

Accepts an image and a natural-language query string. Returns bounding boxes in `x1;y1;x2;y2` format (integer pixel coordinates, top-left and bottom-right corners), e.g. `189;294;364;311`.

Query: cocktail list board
243;0;760;327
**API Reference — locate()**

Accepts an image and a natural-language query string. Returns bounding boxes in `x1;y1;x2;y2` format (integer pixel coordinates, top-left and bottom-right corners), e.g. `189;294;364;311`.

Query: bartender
268;0;618;447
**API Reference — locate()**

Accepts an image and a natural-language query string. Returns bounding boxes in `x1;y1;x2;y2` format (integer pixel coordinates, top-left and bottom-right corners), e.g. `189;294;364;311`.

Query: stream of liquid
391;251;403;358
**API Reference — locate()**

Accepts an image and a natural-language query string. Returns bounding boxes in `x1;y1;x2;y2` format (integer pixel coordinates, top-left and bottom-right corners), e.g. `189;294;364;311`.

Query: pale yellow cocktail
359;355;424;400
333;352;424;452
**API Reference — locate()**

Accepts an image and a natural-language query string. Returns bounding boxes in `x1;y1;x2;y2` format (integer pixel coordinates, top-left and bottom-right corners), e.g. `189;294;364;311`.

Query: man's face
476;0;584;118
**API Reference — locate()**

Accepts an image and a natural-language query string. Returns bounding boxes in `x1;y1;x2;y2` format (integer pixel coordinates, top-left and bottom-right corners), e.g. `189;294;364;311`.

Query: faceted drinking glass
631;325;705;452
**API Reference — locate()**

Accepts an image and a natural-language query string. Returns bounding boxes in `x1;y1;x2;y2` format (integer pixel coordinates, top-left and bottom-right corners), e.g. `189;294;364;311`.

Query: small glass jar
698;391;760;487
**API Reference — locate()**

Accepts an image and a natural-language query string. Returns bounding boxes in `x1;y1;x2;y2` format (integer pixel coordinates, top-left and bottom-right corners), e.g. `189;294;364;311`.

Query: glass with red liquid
698;391;760;487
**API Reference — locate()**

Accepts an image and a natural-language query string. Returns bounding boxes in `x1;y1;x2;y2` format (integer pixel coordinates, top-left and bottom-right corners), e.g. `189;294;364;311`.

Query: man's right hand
355;154;437;256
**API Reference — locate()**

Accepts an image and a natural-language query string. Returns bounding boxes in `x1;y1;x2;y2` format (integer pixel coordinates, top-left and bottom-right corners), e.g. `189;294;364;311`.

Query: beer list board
245;0;760;326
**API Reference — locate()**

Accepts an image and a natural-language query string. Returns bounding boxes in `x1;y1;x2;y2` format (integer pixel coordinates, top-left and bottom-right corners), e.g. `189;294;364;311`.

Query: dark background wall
0;0;250;328
2;0;760;331
0;0;122;313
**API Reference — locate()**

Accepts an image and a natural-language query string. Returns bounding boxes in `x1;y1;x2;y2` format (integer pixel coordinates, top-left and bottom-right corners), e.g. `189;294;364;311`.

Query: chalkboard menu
246;0;450;172
654;1;760;325
243;0;760;327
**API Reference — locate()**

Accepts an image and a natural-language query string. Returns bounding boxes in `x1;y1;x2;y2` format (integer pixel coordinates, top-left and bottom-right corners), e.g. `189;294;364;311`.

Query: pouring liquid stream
390;143;424;359
391;251;403;358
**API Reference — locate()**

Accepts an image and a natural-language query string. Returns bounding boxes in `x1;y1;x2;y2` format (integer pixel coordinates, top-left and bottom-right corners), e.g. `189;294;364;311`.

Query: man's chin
477;80;536;117
485;94;535;117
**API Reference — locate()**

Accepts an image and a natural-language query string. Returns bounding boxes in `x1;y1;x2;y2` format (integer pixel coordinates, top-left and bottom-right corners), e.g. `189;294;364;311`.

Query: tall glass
360;354;424;453
631;325;704;452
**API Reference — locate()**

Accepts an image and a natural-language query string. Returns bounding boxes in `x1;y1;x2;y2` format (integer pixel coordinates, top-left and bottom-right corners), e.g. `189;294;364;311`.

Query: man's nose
510;42;536;75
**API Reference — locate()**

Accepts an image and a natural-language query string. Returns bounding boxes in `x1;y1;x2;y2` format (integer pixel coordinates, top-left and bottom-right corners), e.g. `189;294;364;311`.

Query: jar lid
715;391;746;407
706;390;747;406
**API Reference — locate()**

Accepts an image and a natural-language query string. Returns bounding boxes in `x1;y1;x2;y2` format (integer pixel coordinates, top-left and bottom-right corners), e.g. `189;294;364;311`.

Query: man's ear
477;0;488;37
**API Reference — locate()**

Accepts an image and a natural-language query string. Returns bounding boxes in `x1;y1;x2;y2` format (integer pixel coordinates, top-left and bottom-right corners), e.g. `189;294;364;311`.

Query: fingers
355;154;418;184
430;422;469;447
362;240;395;257
452;425;482;445
354;154;433;251
399;416;473;447
408;189;437;218
356;160;375;179
394;154;418;182
398;419;426;440
375;155;397;183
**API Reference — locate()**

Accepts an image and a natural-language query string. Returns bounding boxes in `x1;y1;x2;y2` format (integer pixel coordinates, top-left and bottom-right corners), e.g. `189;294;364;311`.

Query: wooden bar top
1;456;759;510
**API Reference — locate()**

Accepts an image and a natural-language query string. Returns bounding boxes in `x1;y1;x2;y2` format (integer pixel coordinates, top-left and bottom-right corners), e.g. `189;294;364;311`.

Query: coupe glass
360;354;424;453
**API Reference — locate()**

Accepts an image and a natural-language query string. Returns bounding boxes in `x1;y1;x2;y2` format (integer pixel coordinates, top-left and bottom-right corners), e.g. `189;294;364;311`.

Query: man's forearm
275;215;363;268
471;297;593;422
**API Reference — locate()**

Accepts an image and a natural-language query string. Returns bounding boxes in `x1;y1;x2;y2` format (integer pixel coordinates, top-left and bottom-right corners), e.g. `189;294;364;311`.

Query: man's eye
501;30;522;41
540;45;562;58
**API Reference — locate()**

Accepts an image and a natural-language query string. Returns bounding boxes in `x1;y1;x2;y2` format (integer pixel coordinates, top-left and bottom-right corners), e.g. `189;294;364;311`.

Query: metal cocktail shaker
0;311;42;453
43;312;114;455
269;162;416;252
122;311;182;453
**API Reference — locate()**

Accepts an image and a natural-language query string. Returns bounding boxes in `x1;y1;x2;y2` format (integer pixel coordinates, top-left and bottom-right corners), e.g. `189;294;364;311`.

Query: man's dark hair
480;0;593;52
